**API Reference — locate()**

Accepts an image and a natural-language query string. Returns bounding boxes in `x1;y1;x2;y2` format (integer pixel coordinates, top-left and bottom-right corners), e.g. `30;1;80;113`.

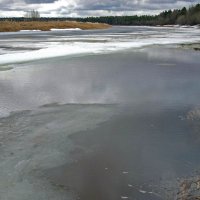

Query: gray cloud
25;0;56;4
0;0;199;17
76;0;198;11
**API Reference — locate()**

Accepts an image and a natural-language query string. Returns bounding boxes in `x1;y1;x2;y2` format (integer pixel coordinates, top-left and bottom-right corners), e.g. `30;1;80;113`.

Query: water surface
0;27;200;200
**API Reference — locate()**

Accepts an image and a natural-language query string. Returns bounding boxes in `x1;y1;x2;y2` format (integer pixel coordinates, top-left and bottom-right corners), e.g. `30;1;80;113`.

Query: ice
20;30;42;32
50;28;81;31
139;190;147;194
1;25;200;200
0;104;117;200
0;26;200;65
128;184;133;187
121;196;129;199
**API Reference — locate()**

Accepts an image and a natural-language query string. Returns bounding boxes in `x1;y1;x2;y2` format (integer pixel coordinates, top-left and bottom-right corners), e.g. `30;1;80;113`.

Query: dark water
1;43;200;199
1;47;200;114
34;48;200;200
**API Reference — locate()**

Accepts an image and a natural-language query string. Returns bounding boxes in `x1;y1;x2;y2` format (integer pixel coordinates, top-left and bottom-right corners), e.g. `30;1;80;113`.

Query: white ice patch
121;196;129;199
0;41;148;65
128;184;133;187
15;159;31;170
0;26;200;65
0;110;10;118
50;28;81;31
139;189;147;194
20;30;42;32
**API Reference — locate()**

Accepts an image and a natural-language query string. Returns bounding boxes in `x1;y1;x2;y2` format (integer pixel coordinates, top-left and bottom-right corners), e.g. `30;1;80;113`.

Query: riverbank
180;43;200;51
0;21;111;32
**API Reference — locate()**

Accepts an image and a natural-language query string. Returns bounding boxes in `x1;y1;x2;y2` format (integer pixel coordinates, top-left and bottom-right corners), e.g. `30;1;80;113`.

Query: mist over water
0;46;200;116
1;26;200;200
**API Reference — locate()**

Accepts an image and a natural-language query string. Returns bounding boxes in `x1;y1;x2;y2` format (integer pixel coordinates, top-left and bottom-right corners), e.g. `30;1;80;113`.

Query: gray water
1;27;200;200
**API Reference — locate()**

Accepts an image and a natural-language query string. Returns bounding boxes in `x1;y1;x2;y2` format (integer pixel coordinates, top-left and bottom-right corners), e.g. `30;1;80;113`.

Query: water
0;26;200;200
0;26;200;65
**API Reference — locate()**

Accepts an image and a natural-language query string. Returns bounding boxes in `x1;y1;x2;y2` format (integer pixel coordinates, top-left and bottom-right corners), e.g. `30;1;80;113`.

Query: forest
0;3;200;26
77;4;200;25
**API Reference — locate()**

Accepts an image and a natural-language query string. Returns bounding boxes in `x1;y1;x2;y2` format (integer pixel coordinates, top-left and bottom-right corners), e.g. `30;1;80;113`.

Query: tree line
24;10;40;19
0;4;200;26
76;4;200;25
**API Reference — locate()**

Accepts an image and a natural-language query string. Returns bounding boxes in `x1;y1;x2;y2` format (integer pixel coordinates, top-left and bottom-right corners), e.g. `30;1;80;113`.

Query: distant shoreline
0;21;111;32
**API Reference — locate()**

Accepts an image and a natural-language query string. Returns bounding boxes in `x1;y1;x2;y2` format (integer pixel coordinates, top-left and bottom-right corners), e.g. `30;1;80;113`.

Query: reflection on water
0;47;200;116
46;106;199;200
0;104;117;200
1;44;200;199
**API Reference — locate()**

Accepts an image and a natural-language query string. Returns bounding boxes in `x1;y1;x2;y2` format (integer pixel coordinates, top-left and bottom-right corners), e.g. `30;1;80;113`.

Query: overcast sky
0;0;198;17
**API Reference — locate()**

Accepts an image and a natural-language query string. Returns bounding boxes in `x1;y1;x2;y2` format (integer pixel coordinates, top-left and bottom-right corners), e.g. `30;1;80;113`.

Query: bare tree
24;10;40;20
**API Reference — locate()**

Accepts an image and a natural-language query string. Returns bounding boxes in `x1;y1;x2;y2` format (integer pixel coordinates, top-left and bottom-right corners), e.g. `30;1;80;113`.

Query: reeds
0;21;111;32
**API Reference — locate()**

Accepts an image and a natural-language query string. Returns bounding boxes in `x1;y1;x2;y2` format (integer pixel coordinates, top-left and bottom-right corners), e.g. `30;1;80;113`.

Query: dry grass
0;20;111;32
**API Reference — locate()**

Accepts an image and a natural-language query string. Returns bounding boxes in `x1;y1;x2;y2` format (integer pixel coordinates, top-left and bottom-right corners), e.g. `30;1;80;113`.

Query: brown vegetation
177;178;200;200
0;21;111;32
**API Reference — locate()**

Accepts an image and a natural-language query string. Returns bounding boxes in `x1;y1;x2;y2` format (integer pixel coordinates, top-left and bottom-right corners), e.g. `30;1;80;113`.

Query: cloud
25;0;56;4
0;0;199;17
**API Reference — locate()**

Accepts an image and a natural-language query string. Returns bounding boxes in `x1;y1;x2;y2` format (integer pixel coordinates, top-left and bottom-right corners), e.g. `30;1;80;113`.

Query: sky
0;0;199;17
